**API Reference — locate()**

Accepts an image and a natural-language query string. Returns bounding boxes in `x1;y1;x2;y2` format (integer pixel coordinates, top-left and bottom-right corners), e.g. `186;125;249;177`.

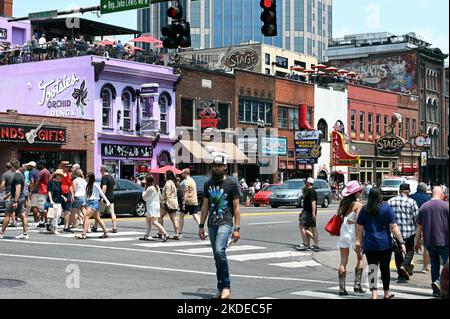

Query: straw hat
52;169;64;178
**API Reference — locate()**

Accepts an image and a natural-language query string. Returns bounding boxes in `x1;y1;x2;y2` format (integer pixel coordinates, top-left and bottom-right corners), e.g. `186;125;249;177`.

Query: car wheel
271;205;279;209
322;197;330;208
134;201;146;217
254;203;260;207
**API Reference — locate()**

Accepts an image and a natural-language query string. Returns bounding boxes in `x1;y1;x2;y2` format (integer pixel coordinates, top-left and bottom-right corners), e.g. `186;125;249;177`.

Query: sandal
98;233;109;239
171;235;181;240
152;234;162;239
139;235;151;241
111;228;118;234
162;234;170;242
384;294;395;299
75;234;87;240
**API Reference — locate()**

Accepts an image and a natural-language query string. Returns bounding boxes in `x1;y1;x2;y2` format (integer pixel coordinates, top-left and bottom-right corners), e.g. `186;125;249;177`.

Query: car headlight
269;194;275;199
289;194;298;198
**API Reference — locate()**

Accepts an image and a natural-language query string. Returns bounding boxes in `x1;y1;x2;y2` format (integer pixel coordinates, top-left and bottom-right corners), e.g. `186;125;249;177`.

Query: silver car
269;179;332;209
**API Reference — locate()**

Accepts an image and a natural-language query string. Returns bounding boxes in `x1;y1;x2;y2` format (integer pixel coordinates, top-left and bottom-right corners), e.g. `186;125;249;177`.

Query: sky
12;0;450;56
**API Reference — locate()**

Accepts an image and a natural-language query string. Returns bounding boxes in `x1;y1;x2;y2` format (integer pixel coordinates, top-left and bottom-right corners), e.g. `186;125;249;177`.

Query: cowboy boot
354;268;366;293
338;271;348;296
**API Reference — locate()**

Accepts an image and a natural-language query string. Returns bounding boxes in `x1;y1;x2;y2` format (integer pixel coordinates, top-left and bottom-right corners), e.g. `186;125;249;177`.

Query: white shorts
31;194;47;210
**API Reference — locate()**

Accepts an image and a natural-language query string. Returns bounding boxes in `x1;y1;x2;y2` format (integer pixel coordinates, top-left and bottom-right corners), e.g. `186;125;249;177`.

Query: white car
381;177;418;200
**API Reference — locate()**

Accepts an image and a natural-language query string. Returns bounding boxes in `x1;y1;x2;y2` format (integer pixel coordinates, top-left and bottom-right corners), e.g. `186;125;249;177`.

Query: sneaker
221;288;231;299
16;234;29;240
111;228;118;234
63;228;72;233
431;281;441;297
397;276;407;284
58;219;64;226
295;244;310;251
162;234;170;242
91;226;98;233
0;232;4;239
399;266;410;280
37;223;46;228
310;245;320;252
405;263;415;276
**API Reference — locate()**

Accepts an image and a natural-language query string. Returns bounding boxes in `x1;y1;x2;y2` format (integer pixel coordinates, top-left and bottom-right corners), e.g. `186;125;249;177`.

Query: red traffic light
261;0;274;9
167;6;183;20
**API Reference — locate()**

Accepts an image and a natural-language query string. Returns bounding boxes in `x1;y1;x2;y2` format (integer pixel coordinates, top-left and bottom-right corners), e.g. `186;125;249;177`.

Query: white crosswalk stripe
57;231;143;238
327;286;433;299
291;290;348;299
227;251;311;261
134;241;211;248
269;260;322;268
91;237;138;242
176;245;266;254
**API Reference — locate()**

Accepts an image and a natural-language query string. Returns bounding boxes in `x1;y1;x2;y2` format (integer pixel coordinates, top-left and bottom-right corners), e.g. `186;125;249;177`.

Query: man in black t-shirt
199;154;241;300
0;160;29;240
92;166;117;233
296;177;320;252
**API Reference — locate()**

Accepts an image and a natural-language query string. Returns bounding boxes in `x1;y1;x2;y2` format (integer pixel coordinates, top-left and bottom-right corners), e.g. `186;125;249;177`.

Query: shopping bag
325;214;342;236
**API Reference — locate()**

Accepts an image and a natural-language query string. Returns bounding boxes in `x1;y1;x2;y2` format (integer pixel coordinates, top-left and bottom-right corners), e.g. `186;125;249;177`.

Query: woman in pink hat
336;180;365;296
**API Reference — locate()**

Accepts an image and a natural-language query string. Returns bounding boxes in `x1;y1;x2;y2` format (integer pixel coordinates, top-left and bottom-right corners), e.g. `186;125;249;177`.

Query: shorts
6;198;26;215
162;204;178;214
99;201;115;215
299;211;316;228
73;197;86;209
86;199;100;211
182;205;199;215
31;194;47;210
61;193;72;212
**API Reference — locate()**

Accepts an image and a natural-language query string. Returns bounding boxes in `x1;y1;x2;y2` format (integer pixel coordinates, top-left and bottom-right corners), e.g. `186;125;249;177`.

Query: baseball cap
212;154;228;166
307;177;315;184
26;161;37;167
400;183;410;191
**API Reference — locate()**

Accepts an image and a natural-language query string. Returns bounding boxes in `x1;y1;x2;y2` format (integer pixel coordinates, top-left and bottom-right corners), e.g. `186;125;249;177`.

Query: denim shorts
73;197;86;209
86;199;99;211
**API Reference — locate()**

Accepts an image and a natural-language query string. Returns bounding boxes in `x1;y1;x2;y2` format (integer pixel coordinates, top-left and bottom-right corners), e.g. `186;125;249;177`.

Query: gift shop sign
0;122;67;145
38;74;89;118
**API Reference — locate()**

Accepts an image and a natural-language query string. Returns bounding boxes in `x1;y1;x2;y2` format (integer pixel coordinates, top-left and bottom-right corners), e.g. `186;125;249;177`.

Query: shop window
217;103;230;129
367;172;373;184
360;160;366;168
238;98;273;125
102;89;113;128
367;161;373;168
278;107;289;129
317;119;328;141
181;98;194;127
159;95;168;134
122;91;132;131
351;110;356;133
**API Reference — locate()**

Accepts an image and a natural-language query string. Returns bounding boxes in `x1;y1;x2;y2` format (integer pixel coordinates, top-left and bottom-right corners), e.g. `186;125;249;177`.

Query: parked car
96;179;146;217
253;184;281;207
191;175;241;209
269;179;331;209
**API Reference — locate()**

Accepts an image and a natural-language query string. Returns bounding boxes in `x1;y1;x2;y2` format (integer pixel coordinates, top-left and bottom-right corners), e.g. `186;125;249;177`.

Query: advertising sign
295;130;322;164
0;122;67;145
331;131;360;166
261;137;287;156
0;28;7;39
421;151;428;167
101;144;153;158
223;48;259;70
238;137;258;154
198;100;220;130
376;135;405;157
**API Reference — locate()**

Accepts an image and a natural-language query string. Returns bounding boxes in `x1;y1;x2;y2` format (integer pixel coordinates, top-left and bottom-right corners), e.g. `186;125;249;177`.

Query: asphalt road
0;204;435;299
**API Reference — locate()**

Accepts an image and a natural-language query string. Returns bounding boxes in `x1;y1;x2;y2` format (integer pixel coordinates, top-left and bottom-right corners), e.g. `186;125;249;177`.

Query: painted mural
333;53;417;94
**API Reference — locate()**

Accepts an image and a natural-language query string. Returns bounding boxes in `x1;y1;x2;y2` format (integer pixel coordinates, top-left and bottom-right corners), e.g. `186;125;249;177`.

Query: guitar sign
25;120;46;144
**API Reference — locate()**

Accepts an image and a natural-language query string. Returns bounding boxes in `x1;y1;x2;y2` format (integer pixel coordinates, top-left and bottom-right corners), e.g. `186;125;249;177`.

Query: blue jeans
426;245;449;283
208;224;233;291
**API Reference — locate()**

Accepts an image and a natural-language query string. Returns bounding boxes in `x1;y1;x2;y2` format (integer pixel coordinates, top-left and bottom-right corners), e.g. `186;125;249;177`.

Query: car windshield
279;181;304;189
382;180;403;187
262;185;279;191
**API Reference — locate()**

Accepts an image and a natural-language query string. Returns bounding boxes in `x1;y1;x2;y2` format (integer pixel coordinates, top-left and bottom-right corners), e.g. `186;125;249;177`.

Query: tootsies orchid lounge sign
0;122;67;145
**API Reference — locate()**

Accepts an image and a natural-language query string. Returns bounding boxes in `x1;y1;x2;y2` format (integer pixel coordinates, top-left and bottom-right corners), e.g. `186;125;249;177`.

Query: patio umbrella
313;64;327;69
338;69;349;74
130;45;144;52
303;68;316;73
325;66;339;72
347;71;358;77
291;66;305;72
150;165;182;175
130;35;161;44
97;40;114;46
154;43;164;49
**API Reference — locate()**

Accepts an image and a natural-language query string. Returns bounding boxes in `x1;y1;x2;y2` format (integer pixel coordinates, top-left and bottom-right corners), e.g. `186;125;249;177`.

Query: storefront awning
180;140;207;161
202;142;249;163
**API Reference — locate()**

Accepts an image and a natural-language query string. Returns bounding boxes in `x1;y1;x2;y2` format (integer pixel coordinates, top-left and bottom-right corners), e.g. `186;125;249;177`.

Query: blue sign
295;130;322;164
261;137;287;156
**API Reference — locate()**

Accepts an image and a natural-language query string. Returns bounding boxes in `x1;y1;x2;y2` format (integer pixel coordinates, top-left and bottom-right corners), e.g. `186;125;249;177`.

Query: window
265;68;271;75
351;110;356;132
289;108;299;130
317;119;328;141
102;89;112;128
398;120;403;139
288;150;295;158
383;162;389;168
368;113;373;135
307;107;313;126
405;118;410;141
376;114;381;135
122;92;132;131
275;56;288;69
265;53;271;65
412;119;417;136
180;99;194;127
238;98;273;125
217;103;230;130
359;112;365;133
159;96;168;134
384;115;389;134
278;107;289;129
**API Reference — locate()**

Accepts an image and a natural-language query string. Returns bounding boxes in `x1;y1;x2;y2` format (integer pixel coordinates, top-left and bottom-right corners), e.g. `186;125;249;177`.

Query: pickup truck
381;177;418;201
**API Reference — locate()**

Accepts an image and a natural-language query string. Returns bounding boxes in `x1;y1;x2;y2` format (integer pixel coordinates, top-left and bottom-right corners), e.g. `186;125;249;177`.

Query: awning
180;140;206;161
179;140;249;163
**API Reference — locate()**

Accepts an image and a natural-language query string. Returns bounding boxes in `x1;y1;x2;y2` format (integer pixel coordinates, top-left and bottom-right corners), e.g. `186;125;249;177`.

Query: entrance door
121;165;135;180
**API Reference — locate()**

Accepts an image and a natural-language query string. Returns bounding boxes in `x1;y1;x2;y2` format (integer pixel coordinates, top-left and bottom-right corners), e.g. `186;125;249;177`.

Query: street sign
100;0;150;14
28;10;58;20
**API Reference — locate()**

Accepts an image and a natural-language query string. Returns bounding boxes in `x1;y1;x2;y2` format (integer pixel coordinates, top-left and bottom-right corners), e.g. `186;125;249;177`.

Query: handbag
325;214;342;236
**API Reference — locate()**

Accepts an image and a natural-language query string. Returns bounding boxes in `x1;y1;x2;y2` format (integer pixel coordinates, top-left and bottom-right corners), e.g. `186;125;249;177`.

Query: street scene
0;0;449;303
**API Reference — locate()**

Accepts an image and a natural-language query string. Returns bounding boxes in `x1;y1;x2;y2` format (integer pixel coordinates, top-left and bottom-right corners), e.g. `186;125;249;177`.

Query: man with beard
199;154;241;299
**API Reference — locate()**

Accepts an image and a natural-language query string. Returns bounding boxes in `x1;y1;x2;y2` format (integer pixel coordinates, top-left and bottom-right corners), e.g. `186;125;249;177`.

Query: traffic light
161;4;191;49
260;0;277;37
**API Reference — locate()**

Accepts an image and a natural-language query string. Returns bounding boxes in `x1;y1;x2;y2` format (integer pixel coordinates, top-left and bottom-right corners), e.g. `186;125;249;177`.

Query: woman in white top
139;175;170;241
336;180;365;296
75;173;110;239
70;169;87;228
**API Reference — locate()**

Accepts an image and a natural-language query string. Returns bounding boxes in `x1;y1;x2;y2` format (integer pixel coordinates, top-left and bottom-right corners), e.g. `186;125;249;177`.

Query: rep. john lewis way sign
100;0;150;14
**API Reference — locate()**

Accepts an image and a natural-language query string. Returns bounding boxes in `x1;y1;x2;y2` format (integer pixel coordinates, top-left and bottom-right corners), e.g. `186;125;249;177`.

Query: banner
331;131;360;166
295;130;322;164
421;151;428;167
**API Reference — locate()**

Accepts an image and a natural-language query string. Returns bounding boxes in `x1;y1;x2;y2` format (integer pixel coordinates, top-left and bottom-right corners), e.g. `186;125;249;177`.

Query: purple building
0;55;179;178
0;16;30;47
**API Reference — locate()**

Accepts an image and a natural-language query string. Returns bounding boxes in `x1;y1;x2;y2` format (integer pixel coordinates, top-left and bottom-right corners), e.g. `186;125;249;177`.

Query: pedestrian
387;183;419;283
0;162;17;227
410;182;432;273
71;169;87;228
414;186;449;297
158;170;181;240
28;161;40;223
336;180;365;295
92;166;117;233
35;160;51;228
71;163;81;180
296;177;320;252
254;179;261;193
76;173;110;239
139;175;170;241
20;164;32;220
0;160;29;240
262;180;270;188
59;161;75;232
46;169;65;234
356;187;406;299
198;154;241;299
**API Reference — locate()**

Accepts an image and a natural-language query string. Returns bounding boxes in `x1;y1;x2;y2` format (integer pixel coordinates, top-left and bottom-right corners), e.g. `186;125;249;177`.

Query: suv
269;179;331;209
381;177;418;201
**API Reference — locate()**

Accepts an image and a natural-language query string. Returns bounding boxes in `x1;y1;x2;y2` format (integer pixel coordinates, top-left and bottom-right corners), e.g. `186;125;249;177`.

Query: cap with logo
400;183;411;191
307;177;315;184
26;161;37;167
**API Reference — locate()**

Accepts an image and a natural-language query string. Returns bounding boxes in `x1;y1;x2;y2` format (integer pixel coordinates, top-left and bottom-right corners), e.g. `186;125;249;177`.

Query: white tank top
74;178;87;197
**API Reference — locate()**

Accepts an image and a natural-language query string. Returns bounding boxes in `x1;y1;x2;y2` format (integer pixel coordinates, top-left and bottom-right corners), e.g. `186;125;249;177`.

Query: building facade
0;16;30;47
138;0;332;61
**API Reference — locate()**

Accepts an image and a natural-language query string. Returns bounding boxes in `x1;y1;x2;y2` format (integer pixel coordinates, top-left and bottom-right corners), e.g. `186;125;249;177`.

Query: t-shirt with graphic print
204;177;240;227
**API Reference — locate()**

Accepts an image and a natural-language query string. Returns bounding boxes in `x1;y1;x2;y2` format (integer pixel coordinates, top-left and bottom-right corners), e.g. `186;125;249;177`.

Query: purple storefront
0;56;179;178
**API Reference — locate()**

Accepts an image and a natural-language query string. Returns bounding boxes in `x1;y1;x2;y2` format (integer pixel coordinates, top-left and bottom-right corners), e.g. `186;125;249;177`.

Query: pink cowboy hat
341;180;364;197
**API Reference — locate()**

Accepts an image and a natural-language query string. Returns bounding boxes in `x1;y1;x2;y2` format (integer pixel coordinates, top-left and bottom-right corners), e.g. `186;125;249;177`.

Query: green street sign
101;0;150;14
28;10;58;20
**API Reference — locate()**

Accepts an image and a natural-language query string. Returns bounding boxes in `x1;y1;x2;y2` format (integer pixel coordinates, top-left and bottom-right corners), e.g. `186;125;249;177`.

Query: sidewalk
313;249;432;289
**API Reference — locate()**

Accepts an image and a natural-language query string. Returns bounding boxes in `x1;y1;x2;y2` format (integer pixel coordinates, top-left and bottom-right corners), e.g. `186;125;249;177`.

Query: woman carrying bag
140;175;170;241
157;170;181;240
336;180;365;296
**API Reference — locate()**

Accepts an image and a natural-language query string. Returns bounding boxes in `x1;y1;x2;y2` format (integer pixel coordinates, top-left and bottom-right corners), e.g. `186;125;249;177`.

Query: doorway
120;165;134;180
